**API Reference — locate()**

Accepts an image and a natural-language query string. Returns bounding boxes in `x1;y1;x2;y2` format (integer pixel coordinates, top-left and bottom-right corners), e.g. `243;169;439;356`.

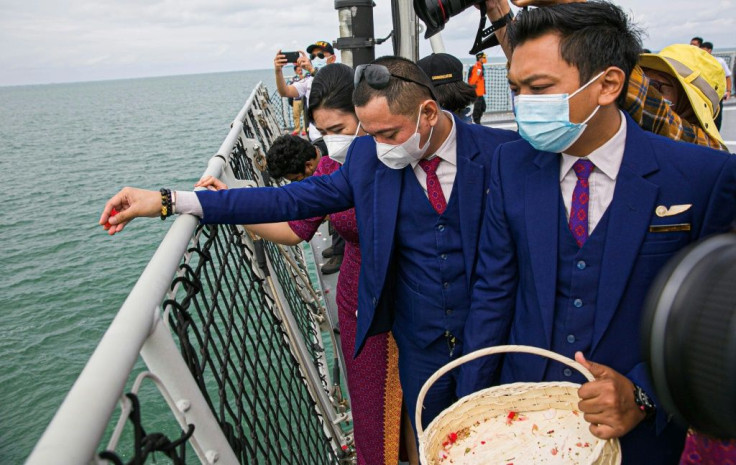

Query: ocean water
0;69;276;463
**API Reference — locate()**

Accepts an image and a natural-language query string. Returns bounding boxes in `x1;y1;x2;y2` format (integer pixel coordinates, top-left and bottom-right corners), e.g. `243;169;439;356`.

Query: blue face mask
311;57;327;70
513;71;604;153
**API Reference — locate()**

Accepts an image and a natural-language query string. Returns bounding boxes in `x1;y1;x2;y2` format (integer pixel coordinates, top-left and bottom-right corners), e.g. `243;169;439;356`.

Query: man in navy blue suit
100;57;519;436
458;3;736;464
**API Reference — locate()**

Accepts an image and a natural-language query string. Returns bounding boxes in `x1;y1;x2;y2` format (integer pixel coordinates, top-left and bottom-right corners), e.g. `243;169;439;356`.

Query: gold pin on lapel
655;204;692;217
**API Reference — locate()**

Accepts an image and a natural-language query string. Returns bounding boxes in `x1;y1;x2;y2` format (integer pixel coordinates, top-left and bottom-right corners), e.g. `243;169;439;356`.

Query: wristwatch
633;384;656;422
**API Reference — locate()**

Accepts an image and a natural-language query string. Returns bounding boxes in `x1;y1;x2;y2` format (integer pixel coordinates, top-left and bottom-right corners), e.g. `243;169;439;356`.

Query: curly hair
266;134;317;179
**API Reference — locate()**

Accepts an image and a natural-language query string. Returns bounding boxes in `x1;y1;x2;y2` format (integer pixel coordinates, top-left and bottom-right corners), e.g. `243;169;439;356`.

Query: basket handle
415;344;595;438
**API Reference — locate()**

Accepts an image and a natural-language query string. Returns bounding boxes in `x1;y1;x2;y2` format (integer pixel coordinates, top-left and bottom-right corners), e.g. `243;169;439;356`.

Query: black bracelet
160;188;172;220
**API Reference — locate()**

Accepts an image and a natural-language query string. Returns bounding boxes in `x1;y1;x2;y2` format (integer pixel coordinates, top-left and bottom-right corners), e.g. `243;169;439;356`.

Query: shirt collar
411;110;457;167
560;110;627;182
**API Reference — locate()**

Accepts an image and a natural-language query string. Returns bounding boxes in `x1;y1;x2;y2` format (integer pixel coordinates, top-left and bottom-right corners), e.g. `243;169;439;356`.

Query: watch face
635;385;656;412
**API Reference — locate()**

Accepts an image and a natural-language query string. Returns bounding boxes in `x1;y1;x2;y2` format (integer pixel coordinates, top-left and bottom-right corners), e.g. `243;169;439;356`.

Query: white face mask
375;104;433;170
322;125;360;164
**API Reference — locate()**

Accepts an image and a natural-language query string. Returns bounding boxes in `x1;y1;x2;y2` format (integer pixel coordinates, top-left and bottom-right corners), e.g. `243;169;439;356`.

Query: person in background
264;134;323;181
638;44;727;149
459;3;736;464
468;51;487;123
289;64;308;136
305;40;337;75
690;36;703;47
699;41;732;130
274;41;337;141
417;53;477;122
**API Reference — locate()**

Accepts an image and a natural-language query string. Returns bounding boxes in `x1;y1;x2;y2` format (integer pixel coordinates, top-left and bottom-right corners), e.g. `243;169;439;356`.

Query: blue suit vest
546;199;610;382
392;167;470;349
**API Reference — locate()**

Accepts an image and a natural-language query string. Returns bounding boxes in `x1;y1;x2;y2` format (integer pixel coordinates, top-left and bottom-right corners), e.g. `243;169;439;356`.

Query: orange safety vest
468;61;485;97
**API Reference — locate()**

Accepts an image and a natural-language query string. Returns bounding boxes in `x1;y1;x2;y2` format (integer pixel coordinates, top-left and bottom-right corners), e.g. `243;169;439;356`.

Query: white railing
27;83;352;465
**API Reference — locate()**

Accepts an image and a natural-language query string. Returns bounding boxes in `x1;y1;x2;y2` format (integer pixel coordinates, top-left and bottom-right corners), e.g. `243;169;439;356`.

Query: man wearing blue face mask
274;41;337;141
99;55;520;441
459;2;736;464
305;41;337;74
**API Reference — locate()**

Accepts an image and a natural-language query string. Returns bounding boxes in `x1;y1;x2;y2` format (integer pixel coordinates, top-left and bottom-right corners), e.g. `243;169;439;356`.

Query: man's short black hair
353;55;435;117
701;41;714;50
691;36;704;46
508;1;643;105
266;134;317;179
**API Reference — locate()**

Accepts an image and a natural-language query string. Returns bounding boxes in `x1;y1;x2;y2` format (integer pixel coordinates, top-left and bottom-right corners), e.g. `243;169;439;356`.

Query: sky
1;0;734;87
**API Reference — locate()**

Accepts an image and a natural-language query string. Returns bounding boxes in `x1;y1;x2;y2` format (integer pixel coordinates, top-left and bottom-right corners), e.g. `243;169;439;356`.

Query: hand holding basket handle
574;352;648;439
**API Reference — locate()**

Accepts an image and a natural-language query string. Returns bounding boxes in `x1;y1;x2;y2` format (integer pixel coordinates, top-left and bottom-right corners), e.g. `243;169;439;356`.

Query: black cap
417;53;463;85
306;41;335;55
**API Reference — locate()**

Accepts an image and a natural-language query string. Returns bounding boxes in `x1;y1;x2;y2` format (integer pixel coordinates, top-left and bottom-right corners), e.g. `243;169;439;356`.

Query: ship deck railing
27;83;354;465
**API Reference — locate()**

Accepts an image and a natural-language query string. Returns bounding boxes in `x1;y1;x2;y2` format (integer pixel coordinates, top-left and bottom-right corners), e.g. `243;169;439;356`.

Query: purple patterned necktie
419;157;447;214
569;159;595;247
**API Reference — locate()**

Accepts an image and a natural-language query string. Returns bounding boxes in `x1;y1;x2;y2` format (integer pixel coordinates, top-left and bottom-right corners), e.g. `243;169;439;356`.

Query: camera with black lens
413;0;482;38
642;232;736;439
413;0;508;53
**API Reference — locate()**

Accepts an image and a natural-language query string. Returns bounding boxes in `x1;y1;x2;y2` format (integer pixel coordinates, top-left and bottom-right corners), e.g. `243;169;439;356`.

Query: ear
304;158;316;176
423;99;441;126
598;66;626;106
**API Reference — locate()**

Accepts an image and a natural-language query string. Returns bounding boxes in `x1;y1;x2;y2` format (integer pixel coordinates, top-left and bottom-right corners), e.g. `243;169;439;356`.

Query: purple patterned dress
680;430;736;465
288;156;403;465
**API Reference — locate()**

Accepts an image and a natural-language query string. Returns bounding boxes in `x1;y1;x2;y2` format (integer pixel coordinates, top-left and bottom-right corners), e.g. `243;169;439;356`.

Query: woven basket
416;345;622;465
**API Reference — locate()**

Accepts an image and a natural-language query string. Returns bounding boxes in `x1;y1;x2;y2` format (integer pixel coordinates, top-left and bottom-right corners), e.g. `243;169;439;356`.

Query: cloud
0;0;734;86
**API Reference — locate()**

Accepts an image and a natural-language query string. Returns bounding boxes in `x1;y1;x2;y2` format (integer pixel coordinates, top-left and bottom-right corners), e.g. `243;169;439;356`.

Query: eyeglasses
310;52;325;60
354;64;437;100
648;78;675;94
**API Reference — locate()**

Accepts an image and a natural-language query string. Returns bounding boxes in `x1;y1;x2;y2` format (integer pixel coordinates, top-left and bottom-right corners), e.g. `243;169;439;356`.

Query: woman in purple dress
288;64;404;465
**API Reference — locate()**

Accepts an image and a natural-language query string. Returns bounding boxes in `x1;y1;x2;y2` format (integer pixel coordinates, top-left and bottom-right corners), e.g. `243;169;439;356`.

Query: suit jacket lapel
373;162;403;290
455;122;485;286
592;119;659;351
526;152;561;349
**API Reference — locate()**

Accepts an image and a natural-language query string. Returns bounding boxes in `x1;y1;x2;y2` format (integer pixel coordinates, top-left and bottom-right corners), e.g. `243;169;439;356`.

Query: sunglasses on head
310;52;325;60
354;64;437;100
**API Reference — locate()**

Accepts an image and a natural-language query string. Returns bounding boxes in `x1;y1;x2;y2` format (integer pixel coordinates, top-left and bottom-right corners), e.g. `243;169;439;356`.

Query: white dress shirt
411;110;458;203
560;111;626;234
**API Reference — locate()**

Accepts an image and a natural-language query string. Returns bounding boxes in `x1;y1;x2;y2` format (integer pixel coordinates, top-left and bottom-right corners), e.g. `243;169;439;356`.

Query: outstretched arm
194;176;303;245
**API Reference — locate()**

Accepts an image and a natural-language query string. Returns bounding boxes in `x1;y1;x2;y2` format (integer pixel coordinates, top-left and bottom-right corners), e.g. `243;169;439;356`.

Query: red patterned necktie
569;159;595;247
419;157;447;214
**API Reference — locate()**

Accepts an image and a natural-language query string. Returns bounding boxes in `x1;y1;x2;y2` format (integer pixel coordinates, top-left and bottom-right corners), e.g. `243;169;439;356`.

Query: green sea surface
0;69;277;463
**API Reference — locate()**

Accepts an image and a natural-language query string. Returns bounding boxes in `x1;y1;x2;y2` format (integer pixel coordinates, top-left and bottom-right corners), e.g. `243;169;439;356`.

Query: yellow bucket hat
639;44;726;144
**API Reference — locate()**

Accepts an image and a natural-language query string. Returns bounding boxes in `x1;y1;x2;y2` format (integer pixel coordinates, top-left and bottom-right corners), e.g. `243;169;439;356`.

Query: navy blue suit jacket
459;113;736;463
197;115;519;354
